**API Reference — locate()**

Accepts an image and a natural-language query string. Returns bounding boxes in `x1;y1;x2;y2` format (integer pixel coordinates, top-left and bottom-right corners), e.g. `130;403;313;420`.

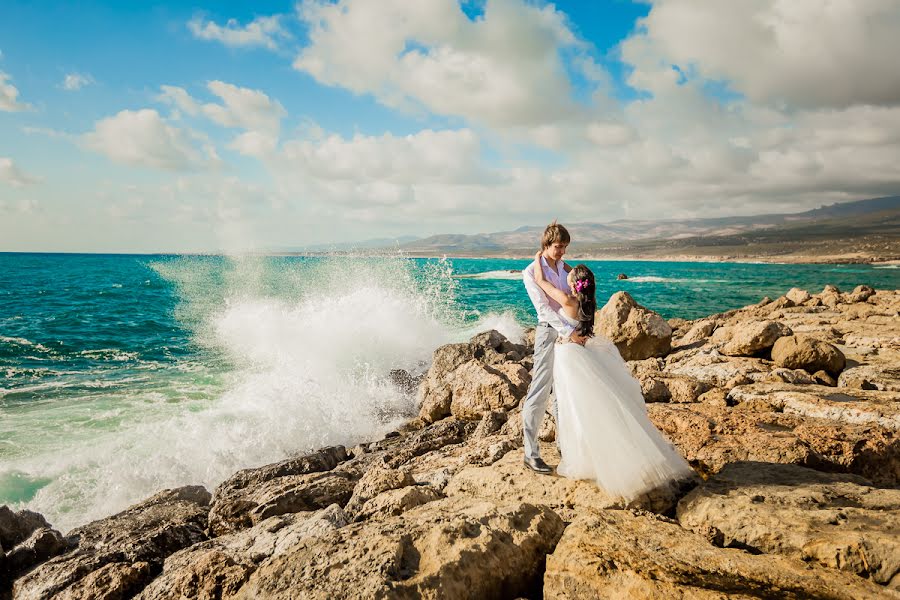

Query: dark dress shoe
523;456;553;474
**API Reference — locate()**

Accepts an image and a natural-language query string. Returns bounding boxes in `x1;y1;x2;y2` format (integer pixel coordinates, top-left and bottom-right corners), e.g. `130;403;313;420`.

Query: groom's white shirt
523;256;575;339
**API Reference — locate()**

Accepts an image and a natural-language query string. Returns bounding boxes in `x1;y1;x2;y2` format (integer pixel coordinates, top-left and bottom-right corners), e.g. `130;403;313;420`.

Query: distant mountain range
395;195;900;262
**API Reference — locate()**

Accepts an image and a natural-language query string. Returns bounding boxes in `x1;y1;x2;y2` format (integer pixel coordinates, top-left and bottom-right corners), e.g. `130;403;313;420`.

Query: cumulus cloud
293;0;589;127
0;71;30;112
158;81;286;157
0;158;39;187
82;109;209;171
188;15;287;50
61;73;92;91
623;0;900;109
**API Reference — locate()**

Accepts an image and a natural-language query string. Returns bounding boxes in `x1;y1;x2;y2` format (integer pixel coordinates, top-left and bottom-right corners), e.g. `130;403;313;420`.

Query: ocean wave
455;270;522;280
6;254;498;531
873;264;899;269
623;276;728;284
0;336;53;353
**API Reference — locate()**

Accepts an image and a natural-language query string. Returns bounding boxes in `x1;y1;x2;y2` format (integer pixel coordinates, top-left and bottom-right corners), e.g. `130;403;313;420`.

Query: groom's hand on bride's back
570;332;587;346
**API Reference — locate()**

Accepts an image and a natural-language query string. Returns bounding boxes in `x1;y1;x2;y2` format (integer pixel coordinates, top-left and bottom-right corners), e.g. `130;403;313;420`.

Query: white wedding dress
554;312;695;500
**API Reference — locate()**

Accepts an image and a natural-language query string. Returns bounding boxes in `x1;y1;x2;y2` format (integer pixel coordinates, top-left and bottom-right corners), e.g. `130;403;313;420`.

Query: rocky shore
3;284;899;599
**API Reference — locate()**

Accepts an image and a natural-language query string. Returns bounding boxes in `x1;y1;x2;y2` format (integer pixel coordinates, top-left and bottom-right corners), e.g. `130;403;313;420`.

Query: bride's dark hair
571;264;596;338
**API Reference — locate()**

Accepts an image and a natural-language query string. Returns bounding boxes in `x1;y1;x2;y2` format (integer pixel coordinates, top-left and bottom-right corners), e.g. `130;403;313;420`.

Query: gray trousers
522;323;558;460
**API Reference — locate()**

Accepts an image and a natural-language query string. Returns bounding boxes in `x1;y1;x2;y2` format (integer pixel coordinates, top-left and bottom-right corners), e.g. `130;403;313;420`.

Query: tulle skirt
554;337;695;500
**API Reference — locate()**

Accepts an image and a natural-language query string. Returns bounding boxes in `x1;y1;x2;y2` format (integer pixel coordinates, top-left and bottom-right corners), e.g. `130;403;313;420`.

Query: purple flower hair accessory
574;279;589;293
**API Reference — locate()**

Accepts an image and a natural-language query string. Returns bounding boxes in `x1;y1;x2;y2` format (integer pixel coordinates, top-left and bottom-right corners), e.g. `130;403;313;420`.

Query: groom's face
544;241;568;262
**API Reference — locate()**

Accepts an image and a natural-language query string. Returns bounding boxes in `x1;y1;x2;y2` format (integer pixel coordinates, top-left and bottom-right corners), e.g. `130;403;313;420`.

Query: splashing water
2;253;518;532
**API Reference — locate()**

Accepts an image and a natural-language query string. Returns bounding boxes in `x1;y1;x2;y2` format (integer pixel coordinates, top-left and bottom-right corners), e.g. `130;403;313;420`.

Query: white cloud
624;0;900;109
202;80;285;135
61;73;92;91
188;15;287;50
82;109;209;171
0;158;39;187
0;71;30;112
293;0;588;127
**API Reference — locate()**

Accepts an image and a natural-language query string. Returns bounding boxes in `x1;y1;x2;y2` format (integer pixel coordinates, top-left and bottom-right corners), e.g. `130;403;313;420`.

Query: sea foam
7;254;502;532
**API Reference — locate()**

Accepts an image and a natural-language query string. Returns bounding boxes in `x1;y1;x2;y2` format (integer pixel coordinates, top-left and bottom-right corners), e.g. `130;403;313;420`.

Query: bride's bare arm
533;252;576;308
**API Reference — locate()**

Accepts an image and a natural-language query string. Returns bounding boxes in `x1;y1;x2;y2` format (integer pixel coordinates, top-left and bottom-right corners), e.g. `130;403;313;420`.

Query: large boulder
785;287;812;305
417;331;530;423
233;497;565;600
544;509;894;599
771;335;846;375
820;284;843;307
720;320;792;357
677;462;900;588
596;292;672;361
448;361;530;420
13;486;211;600
845;284;876;303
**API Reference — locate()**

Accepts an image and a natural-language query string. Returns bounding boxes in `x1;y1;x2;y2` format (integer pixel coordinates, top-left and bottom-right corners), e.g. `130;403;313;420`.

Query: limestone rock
678;462;900;588
720;320;792;356
839;364;900;392
214;446;348;500
846;284;876;303
13;486;211;600
821;284;843;307
596;292;672;361
448;360;529;420
208;471;355;536
136;505;348;600
785;287;812;305
233;497;565;600
648;403;900;486
344;462;415;516
544;509;893;599
771;335;846;375
353;485;444;522
678;319;717;345
470;410;507;438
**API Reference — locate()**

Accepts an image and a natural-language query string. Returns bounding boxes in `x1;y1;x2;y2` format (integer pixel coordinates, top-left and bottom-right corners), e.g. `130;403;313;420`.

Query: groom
521;221;587;474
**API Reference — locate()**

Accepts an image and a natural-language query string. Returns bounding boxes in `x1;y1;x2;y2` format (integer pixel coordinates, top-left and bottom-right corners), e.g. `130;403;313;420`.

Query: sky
1;0;900;253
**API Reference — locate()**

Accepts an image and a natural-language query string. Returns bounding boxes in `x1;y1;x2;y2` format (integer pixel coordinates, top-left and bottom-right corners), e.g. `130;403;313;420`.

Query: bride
532;252;695;501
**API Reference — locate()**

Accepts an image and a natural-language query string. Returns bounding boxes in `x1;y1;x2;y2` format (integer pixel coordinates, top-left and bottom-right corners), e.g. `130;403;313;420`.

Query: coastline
4;283;900;598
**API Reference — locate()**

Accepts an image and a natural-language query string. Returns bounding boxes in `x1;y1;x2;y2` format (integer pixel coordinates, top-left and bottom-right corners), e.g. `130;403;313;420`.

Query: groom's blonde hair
541;220;571;249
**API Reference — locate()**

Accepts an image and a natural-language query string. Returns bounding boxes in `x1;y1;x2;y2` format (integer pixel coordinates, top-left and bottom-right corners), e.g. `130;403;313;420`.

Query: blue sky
1;0;899;252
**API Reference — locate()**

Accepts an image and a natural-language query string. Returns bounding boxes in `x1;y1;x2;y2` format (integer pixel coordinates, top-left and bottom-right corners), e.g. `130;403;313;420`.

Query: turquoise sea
2;252;899;530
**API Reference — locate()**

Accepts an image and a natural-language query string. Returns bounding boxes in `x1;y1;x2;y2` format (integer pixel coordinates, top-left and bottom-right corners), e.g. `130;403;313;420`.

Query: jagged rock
0;508;50;552
813;369;838;386
4;527;67;577
214;446;348;499
664;348;771;387
697;387;729;407
678;462;900;588
821;284;843;307
136;505;348;600
344;462;415;516
648;403;900;486
208;471;356;536
353;485;444;522
544;509;894;599
233;498;565;600
448;360;529;420
771;335;846;375
839;364;900;392
53;561;153;600
720;320;792;356
13;486;211;600
728;383;900;431
846;284;876;303
596;292;672;361
418;331;530;424
767;295;796;311
678;319;717;345
471;410;507;438
638;374;670;402
785;287;812;305
765;367;818;385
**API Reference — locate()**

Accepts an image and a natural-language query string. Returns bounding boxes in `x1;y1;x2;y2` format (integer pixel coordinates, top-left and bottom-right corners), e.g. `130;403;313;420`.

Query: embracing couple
521;222;694;501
